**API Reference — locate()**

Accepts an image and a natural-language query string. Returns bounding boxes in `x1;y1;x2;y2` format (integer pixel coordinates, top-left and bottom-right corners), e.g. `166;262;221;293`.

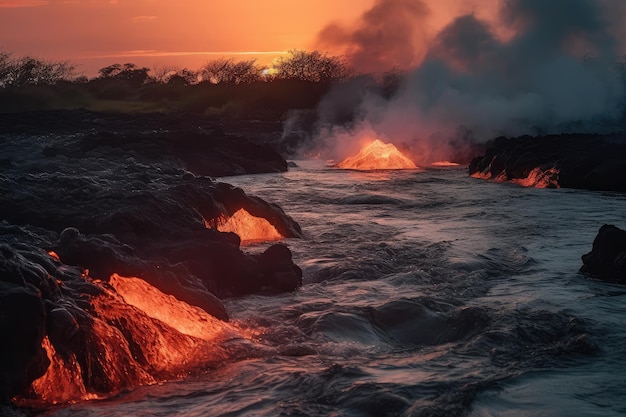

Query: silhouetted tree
0;50;75;87
149;65;177;84
272;50;351;82
199;58;261;84
97;63;149;87
0;51;11;84
175;68;199;85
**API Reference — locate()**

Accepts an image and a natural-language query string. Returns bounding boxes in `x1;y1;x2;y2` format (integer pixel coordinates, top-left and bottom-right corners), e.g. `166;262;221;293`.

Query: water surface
44;161;626;417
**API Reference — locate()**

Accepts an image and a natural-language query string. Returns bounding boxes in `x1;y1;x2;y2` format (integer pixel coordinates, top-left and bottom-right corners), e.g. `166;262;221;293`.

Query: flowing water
41;161;626;417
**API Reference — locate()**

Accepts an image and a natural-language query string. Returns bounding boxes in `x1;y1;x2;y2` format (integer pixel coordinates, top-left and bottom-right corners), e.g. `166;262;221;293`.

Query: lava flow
471;167;560;188
19;275;247;406
336;139;417;170
511;167;560;188
431;161;460;167
210;208;284;245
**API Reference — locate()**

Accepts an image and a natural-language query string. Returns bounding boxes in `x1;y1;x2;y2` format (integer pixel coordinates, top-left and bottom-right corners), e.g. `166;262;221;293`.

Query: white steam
298;0;626;165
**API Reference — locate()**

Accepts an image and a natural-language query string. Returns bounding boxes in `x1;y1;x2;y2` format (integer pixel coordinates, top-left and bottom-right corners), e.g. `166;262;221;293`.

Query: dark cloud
316;0;430;73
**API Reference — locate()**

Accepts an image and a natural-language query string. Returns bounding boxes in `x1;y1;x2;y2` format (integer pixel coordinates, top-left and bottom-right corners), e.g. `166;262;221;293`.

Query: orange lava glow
21;275;252;405
28;337;100;405
109;274;236;341
211;208;284;245
336;139;417;170
431;161;460;167
511;167;560;188
47;251;60;261
472;167;560;188
470;171;494;181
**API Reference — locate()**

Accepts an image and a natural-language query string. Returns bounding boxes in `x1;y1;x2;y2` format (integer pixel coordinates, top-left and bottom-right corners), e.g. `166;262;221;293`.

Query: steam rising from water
303;0;626;164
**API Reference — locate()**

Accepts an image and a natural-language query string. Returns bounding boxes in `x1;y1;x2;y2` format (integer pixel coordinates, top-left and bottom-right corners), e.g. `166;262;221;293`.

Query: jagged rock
469;133;626;191
0;111;305;403
0;247;49;401
581;224;626;284
256;244;303;292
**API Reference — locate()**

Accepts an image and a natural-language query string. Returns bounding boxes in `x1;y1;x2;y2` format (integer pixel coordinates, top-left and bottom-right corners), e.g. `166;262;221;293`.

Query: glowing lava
109;274;233;341
336;139;417;170
431;161;460;167
29;337;99;405
20;275;250;405
511;167;560;188
471;167;560;188
211;208;284;245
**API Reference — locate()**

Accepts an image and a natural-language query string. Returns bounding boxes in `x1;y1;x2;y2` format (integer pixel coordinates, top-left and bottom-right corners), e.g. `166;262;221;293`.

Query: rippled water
43;161;626;417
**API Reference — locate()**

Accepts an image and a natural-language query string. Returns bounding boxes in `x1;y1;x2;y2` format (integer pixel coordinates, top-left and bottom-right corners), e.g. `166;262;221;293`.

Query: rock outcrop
581;224;626;284
0;110;303;403
469;133;626;191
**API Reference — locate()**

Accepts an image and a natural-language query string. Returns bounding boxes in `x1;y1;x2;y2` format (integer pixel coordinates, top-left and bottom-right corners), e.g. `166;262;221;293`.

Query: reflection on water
42;160;626;417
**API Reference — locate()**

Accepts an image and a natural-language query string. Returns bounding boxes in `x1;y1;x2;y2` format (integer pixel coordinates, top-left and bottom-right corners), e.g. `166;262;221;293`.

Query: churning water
42;161;626;417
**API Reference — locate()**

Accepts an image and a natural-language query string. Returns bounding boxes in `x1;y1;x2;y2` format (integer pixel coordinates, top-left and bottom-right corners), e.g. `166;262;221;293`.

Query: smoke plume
316;0;431;74
301;0;626;165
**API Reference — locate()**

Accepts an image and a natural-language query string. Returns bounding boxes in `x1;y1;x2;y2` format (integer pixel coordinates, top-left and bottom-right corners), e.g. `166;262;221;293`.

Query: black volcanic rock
0;111;305;402
256;244;303;292
581;224;626;284
0;246;50;401
1;109;287;177
0;118;303;304
469;133;626;191
40;128;286;178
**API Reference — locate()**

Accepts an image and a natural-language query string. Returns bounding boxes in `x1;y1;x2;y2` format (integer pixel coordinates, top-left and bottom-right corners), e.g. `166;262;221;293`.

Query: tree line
0;49;353;88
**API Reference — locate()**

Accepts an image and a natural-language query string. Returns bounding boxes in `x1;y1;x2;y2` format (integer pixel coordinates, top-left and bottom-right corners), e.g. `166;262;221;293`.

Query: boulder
256;244;303;292
581;224;626;284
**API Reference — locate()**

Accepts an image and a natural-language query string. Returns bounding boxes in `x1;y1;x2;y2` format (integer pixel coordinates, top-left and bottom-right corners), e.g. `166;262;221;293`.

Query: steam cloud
301;0;626;164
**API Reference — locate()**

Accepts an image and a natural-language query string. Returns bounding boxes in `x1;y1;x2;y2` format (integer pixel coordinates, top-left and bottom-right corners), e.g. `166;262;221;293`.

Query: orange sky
0;0;376;76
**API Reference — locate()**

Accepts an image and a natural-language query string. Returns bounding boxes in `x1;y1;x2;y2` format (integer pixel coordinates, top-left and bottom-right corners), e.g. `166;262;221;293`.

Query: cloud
0;0;47;7
84;50;289;59
131;15;158;22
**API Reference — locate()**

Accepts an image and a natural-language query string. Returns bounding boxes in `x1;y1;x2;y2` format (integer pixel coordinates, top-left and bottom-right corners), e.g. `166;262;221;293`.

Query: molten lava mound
213;208;284;245
336;139;417;170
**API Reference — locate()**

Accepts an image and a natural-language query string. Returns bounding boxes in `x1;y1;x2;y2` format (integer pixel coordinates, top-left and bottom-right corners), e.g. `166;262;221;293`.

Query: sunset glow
337;139;417;170
0;0;375;75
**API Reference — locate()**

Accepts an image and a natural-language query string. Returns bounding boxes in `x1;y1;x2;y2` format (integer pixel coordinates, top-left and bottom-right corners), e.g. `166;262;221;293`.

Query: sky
0;0;376;76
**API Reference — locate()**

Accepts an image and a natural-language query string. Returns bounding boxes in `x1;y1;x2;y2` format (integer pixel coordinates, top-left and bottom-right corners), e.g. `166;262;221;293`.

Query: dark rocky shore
0;110;302;403
469;133;626;191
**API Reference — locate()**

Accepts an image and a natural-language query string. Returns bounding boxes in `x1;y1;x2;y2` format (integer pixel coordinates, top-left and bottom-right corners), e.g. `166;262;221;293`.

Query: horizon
0;0;376;76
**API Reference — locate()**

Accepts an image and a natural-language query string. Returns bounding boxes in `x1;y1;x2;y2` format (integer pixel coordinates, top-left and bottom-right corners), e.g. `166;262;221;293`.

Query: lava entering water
19;275;249;406
336;139;417;170
471;167;560;188
211;208;284;245
431;161;460;167
511;167;560;188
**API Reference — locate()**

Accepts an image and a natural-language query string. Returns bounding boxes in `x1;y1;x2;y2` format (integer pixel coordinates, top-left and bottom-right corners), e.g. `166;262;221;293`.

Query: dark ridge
0;109;288;177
